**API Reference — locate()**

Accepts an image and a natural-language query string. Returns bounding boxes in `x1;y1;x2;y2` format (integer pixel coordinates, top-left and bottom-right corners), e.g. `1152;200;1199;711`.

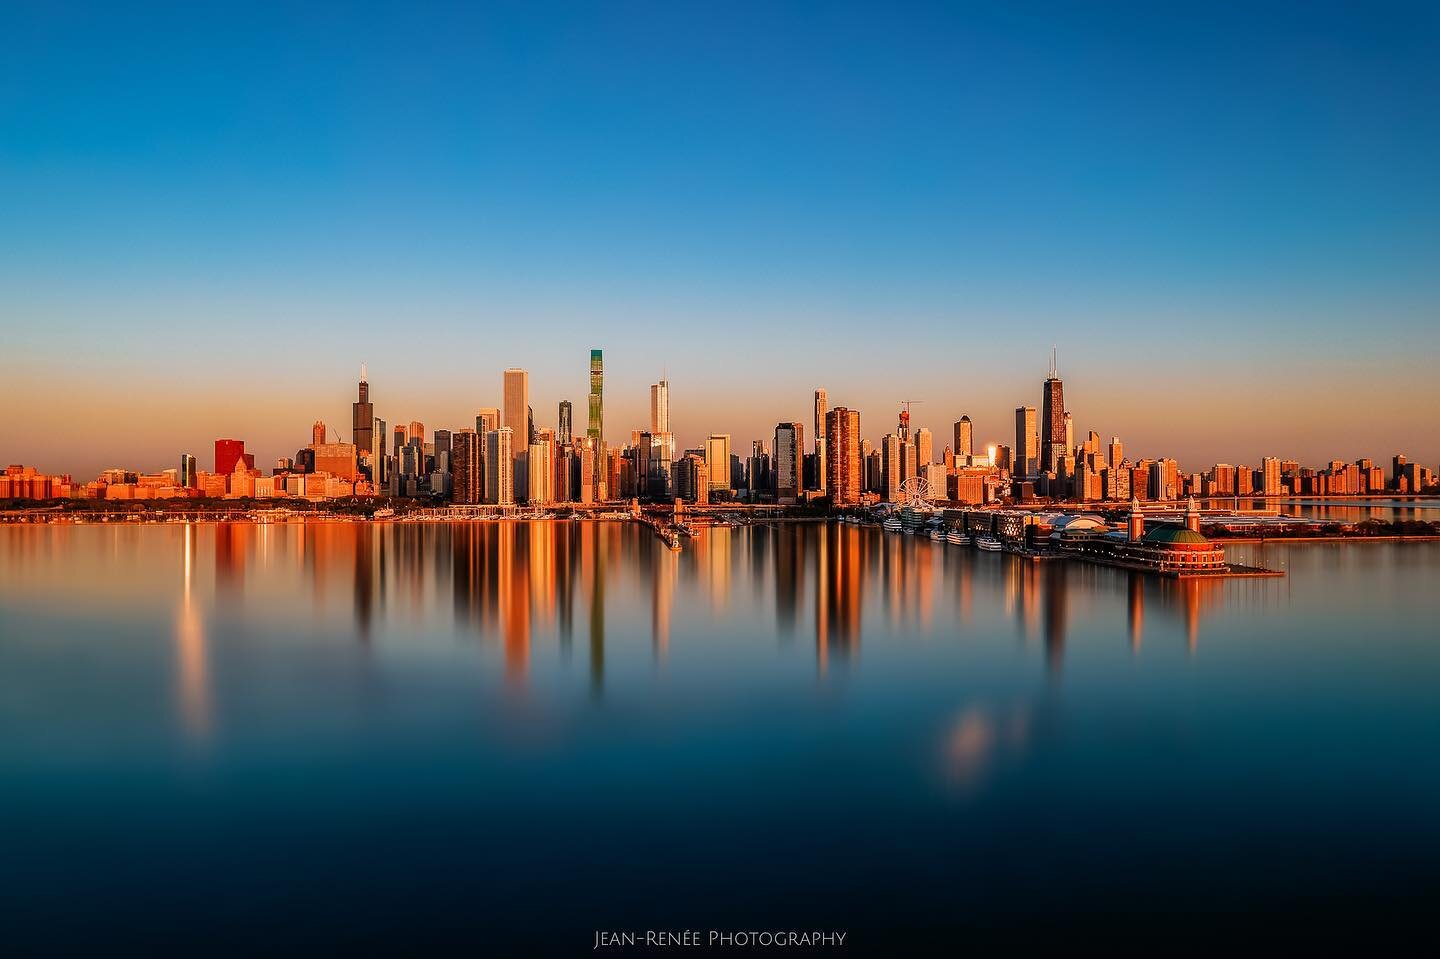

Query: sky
2;1;1438;478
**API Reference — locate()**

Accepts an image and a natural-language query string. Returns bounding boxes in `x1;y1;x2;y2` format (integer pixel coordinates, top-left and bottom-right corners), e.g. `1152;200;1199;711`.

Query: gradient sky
3;1;1438;478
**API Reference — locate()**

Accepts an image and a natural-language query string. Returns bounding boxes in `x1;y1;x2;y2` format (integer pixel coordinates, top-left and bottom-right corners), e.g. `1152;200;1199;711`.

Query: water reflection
173;520;1255;688
175;523;210;744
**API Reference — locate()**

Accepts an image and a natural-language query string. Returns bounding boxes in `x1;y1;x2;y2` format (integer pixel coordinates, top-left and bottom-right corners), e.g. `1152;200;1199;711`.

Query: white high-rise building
485;428;514;506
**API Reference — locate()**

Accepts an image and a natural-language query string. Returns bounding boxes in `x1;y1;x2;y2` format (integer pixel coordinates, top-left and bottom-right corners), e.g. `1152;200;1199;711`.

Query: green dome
1142;524;1209;546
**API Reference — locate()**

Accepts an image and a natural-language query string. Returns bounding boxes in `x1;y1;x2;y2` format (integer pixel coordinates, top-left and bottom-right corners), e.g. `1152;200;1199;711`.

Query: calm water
2;521;1438;951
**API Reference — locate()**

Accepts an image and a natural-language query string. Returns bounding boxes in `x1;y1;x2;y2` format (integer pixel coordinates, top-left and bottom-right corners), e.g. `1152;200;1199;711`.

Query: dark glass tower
352;365;374;455
1040;351;1065;473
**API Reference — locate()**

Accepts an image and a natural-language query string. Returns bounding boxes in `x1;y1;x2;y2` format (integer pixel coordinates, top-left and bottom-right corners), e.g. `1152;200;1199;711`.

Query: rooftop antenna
361;361;368;382
1049;346;1057;378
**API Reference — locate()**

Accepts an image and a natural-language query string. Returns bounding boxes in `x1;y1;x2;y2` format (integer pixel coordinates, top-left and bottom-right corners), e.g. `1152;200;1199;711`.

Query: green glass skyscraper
587;349;603;444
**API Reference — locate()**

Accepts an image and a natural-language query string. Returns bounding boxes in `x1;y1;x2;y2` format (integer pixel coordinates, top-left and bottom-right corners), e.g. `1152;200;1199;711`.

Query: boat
372;507;395;520
946;530;970;546
883;517;902;533
928;529;945;542
975;535;1002;552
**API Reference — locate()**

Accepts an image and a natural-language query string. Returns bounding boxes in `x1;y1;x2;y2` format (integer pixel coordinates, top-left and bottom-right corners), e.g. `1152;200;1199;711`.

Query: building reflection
212;520;1243;690
175;523;211;744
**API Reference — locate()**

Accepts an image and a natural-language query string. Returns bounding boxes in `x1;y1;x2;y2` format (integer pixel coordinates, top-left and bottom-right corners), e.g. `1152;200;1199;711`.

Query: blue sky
2;1;1438;475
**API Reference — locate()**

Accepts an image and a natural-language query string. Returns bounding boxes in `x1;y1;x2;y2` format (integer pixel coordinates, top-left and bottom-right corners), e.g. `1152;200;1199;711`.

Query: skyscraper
587;349;604;444
1015;406;1038;478
406;421;425;444
558;401;573;444
179;453;197;489
215;439;247;476
312;421;327;446
649;379;674;496
954;416;973;458
485;428;515;506
351;365;374;455
824;407;861;504
503;370;529;500
916;428;933;468
774;422;804;501
1108;436;1124;469
705;434;732;493
650;380;670;434
882;433;901;501
813;388;827;493
452;430;482;504
1040;352;1065;473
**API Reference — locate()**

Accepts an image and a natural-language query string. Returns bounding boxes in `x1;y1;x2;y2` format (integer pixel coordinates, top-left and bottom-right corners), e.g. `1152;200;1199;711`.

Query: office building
825;407;861;504
774;422;804;501
1040;352;1065;473
558;401;573;444
476;408;500;435
588;349;604;444
351;366;373;455
452;430;482;504
1015;406;1038;478
916;428;933;469
813;388;827;492
485;428;515;506
179;453;197;489
705;434;732;493
954;416;973;459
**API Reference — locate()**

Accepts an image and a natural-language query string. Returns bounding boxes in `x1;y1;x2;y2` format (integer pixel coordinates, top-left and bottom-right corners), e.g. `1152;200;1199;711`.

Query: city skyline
4;4;1439;477
4;349;1439;481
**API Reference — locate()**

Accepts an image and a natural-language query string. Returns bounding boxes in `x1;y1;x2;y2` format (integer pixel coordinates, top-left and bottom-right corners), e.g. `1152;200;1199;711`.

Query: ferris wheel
898;476;934;509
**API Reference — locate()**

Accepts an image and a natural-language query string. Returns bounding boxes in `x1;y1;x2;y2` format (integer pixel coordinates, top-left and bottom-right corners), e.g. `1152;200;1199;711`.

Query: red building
215;439;252;476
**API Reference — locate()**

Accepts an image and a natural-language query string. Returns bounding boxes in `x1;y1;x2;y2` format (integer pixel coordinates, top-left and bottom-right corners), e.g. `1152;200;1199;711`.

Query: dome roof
1141;524;1210;546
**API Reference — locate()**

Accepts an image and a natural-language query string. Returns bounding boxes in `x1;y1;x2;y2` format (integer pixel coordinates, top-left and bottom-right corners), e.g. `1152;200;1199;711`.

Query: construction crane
897;399;923;440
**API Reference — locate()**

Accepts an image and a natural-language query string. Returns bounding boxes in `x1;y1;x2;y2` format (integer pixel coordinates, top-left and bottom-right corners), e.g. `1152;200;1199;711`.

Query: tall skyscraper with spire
587;349;604;444
1040;349;1065;474
351;364;374;455
650;378;674;496
813;388;827;492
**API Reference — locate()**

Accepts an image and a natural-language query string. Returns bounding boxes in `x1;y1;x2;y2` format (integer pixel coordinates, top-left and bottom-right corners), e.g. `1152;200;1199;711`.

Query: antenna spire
1049;346;1058;378
360;361;368;382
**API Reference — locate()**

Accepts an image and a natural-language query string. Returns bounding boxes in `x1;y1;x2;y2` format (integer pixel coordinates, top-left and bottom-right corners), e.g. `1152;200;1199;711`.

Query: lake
2;521;1437;951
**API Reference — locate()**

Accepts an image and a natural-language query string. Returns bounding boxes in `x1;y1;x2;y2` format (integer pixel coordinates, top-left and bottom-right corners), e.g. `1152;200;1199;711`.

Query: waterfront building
452;430;482;504
588;350;604;444
812;388;828;493
352;366;373;455
485;428;515;506
528;441;553;505
1015;406;1038;478
705;434;732;494
824;407;861;505
1261;456;1281;495
774;422;804;501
